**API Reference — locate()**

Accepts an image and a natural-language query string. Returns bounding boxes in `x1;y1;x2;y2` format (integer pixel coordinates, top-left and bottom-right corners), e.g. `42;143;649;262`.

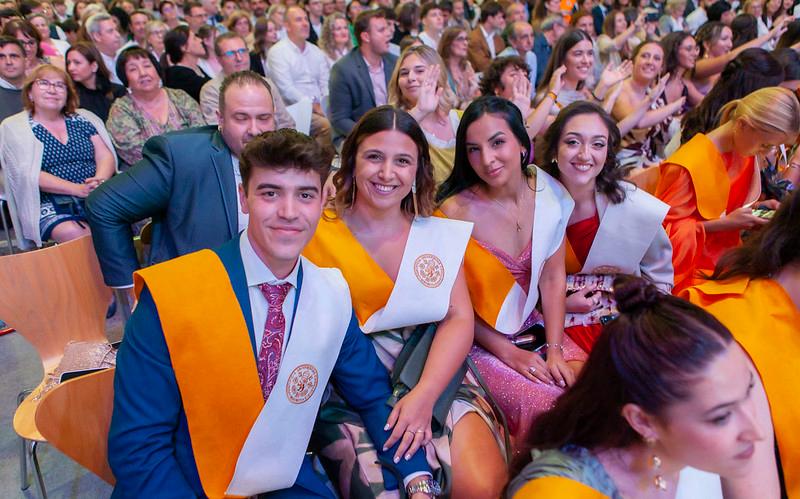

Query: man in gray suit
328;8;397;146
85;71;276;288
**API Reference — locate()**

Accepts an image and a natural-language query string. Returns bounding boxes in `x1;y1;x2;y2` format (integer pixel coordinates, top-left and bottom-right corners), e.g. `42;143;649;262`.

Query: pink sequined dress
470;239;587;454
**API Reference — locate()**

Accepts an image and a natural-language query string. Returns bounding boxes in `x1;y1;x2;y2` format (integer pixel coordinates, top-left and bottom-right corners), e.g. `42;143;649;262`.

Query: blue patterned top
506;445;622;498
30;114;98;185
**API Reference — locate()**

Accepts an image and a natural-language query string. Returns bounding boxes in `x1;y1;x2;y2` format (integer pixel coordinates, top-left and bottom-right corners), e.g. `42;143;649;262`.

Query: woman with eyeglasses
106;47;205;169
145;19;167;61
438;26;479;109
655;86;800;293
2;18;62;74
0;64;116;249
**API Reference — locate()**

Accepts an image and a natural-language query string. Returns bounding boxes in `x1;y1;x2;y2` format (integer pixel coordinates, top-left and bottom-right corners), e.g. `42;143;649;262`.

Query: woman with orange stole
302;106;507;498
437;96;587;454
541;101;673;353
654;86;800;293
507;277;773;499
682;191;800;499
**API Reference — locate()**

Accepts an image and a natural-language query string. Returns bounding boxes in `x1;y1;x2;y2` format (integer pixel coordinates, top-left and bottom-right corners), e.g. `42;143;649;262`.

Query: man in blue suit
328;8;397;147
108;129;438;498
85;71;276;288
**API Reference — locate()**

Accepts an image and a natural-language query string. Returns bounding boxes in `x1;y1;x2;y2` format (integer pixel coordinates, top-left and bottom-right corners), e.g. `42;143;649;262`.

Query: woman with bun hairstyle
655;86;800;292
507;276;776;498
683;190;800;499
542;101;673;353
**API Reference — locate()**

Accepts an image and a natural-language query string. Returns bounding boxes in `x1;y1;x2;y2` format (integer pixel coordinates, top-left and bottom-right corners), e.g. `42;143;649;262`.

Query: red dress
564;213;604;353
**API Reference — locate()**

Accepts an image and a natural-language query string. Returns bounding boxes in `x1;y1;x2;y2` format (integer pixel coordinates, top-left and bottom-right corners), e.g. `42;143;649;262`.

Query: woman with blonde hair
249;17;279;77
388;44;460;185
438;26;479;109
319;12;352;70
655;86;800;292
658;0;687;34
0;64;116;249
225;10;253;48
145;19;168;61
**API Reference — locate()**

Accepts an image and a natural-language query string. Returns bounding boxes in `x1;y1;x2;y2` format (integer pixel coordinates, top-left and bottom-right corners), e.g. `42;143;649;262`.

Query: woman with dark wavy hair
162;25;210;102
683;191;800;499
507;276;775;498
438;96;588;453
541;101;673;353
303;105;507;498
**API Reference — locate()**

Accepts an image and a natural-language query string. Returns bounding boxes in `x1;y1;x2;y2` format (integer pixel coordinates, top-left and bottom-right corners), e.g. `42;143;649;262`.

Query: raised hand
599;60;633;90
510;75;533;118
411;64;443;120
548;64;567;96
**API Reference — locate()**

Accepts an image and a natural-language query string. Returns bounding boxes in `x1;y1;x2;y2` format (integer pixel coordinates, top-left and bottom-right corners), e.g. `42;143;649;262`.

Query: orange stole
513;476;610;498
462;237;520;329
302;211;394;326
134;251;262;499
683;277;800;498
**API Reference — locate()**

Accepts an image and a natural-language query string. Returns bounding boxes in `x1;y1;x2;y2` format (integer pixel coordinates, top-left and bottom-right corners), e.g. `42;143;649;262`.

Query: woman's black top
75;82;126;122
163;65;210;103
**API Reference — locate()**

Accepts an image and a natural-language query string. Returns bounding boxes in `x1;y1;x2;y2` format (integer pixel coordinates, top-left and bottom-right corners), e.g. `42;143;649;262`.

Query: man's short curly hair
479;55;529;96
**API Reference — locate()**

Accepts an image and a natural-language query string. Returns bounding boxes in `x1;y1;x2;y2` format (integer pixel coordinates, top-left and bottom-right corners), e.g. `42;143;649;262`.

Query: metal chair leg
0;198;13;255
17;390;31;491
31;441;47;499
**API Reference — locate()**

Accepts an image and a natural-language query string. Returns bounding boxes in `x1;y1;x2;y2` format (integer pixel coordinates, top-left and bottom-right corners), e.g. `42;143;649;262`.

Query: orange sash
683;277;800;498
462;237;520;328
660;134;732;221
513;476;609;498
565;238;581;274
302;211;394;326
135;250;262;499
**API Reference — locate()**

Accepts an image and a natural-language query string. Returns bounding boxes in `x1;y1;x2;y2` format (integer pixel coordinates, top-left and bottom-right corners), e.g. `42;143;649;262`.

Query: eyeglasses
222;47;248;58
19;39;36;47
34;79;67;91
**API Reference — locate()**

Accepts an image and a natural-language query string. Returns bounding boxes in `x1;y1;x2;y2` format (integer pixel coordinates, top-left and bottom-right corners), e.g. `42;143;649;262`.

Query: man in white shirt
200;32;295;128
86;13;123;84
498;21;537;97
268;5;332;146
418;2;444;49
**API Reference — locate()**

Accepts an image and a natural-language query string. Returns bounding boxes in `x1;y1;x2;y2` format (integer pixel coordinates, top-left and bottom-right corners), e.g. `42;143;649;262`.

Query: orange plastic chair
0;235;111;497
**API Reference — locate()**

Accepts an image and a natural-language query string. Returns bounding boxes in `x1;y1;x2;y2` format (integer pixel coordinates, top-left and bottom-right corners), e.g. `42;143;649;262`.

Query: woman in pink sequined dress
438;96;587;454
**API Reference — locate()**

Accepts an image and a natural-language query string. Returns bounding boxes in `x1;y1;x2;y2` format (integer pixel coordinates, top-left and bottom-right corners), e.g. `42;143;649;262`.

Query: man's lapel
214;234;256;356
355;50;377;104
210;130;238;239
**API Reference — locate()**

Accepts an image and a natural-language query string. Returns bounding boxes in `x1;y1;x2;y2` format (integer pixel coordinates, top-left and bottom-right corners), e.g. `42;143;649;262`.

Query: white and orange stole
135;250;352;498
303;213;473;332
564;184;672;327
462;167;574;335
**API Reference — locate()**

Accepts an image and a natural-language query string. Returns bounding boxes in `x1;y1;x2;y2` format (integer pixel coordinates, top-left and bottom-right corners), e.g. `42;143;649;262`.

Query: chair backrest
35;367;116;485
0;235;111;374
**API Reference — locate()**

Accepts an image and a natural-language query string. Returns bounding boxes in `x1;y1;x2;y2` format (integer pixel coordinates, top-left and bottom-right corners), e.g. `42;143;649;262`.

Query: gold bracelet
546;91;558;101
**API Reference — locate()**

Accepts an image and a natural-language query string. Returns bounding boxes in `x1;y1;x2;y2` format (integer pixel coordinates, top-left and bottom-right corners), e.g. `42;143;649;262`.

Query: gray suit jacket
85;126;239;287
328;49;397;144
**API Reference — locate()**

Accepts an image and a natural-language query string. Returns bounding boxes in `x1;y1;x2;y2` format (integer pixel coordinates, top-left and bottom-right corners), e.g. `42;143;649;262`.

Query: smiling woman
106;46;205;168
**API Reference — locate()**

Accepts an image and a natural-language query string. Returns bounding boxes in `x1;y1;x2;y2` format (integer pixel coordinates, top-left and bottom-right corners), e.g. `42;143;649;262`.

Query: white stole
580;183;669;276
225;259;351;495
495;167;574;335
361;216;473;333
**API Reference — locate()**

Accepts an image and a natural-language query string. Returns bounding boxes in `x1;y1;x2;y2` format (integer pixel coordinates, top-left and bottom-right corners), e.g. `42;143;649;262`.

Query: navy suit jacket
328;48;397;144
85;126;239;287
108;236;429;498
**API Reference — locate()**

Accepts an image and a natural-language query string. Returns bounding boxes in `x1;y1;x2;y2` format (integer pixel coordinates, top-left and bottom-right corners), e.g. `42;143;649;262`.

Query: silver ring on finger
528;366;537;375
415;429;425;434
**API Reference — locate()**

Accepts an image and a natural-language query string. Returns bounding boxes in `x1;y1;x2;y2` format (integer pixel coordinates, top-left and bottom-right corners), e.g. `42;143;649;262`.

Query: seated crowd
0;0;798;497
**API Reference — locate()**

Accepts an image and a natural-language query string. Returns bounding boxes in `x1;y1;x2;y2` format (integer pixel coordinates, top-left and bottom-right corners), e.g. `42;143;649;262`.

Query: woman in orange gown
654;86;800;292
682;191;800;499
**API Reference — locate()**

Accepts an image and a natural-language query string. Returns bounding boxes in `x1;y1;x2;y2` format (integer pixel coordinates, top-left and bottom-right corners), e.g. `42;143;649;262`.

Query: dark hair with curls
333;106;436;218
436;96;532;202
776;20;800;49
541;101;627;204
708;190;800;281
660;31;694;75
537;28;593;93
514;276;733;462
680;48;783;144
731;13;759;48
240;128;334;192
479;55;529;96
695;21;728;58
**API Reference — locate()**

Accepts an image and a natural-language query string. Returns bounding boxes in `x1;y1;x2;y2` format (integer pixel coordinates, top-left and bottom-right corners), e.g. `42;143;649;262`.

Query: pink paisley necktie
257;282;293;401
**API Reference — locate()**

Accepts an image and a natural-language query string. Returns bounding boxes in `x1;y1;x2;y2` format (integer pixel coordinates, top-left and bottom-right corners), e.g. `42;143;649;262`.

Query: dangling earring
350;177;357;207
411;181;419;218
645;437;667;491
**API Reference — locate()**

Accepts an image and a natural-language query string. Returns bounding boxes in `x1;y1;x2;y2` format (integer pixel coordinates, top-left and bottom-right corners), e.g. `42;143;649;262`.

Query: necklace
487;192;523;232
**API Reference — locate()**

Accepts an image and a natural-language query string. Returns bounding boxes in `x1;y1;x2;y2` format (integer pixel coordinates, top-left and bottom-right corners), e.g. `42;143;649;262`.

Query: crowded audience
0;0;797;497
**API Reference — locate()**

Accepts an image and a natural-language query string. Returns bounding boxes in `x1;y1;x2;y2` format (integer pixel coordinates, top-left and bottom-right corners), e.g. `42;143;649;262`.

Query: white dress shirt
267;37;329;105
240;231;300;355
480;24;497;60
231;155;249;232
101;51;122;85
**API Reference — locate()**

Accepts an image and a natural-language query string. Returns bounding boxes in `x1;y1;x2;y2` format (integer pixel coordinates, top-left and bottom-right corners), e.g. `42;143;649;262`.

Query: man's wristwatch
406;478;442;497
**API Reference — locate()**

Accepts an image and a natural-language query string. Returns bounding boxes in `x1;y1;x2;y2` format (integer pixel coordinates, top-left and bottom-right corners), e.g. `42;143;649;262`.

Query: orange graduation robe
655;134;758;293
683;277;800;498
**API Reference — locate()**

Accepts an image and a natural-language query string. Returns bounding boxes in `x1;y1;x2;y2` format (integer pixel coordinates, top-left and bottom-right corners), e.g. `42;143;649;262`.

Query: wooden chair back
0;235;111;374
35;368;116;485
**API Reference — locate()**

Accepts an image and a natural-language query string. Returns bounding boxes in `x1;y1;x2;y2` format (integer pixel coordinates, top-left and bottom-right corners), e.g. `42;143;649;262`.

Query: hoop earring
411;181;419;218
